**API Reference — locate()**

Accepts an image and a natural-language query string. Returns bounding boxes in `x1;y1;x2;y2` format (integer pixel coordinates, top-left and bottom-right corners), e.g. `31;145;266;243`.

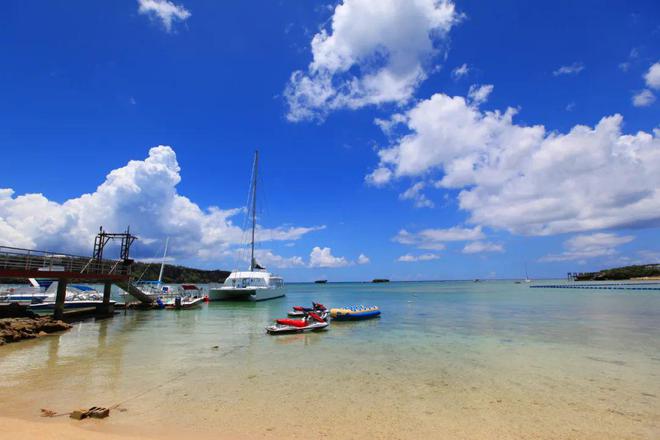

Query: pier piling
53;279;68;321
97;281;114;316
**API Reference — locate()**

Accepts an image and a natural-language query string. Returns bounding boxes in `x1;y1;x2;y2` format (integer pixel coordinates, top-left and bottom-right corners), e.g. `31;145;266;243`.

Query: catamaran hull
207;288;285;302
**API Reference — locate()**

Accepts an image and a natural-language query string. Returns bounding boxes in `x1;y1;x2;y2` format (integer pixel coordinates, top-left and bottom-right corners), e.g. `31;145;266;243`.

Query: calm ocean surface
1;280;659;439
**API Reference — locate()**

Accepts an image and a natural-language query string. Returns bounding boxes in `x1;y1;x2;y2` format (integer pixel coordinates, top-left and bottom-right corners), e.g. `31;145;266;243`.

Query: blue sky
1;0;659;281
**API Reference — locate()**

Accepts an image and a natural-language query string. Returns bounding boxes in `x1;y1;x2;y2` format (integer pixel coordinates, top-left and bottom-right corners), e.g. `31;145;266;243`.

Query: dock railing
0;246;130;276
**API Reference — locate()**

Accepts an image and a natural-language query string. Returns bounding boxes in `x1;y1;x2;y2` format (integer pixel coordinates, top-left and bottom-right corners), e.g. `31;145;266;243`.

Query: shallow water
1;281;659;439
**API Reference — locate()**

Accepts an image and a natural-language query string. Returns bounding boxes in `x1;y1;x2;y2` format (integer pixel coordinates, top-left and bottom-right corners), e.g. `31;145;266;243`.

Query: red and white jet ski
266;311;329;335
287;302;327;317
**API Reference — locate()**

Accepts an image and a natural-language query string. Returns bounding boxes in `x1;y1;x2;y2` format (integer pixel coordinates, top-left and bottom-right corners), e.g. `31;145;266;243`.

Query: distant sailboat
524;264;532;283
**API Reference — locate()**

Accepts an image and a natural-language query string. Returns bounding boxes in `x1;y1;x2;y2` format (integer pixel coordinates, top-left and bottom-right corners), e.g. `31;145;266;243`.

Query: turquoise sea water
1;281;659;439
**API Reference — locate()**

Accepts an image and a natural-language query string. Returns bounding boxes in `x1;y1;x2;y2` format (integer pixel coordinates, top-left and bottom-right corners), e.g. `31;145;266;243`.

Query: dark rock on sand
0;302;38;318
0;317;72;345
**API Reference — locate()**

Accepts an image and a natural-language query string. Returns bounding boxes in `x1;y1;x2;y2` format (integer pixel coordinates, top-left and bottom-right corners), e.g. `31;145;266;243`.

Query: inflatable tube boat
330;305;380;321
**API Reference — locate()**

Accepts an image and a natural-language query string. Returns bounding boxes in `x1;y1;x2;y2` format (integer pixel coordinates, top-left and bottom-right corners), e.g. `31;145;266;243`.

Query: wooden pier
0;227;149;320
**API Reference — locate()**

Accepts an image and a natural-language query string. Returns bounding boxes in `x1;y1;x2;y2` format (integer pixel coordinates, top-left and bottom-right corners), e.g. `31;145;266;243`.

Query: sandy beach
1;282;659;439
0;417;154;440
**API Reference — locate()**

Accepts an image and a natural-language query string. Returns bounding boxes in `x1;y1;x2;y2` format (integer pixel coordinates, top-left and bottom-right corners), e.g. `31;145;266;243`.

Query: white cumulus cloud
357;253;370;264
284;0;461;122
553;62;585;76
632;89;656;107
644;62;660;90
467;84;493;106
309;246;350;268
451;63;469;80
252;249;305;269
399;182;434;208
540;233;634;262
462;241;504;254
369;92;660;236
397;253;440;262
138;0;191;32
394;226;483;250
0;146;322;265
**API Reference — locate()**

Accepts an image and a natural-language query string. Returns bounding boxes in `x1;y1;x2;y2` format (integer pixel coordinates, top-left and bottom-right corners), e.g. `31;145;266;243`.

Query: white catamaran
208;151;285;301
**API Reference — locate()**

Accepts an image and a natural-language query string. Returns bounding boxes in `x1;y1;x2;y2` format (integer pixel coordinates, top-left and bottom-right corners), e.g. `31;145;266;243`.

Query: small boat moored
330;305;380;321
158;296;205;310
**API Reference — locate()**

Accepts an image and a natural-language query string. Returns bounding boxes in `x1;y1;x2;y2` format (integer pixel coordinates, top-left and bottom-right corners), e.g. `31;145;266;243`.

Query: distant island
574;264;660;281
131;262;230;284
314;280;328;284
372;279;390;283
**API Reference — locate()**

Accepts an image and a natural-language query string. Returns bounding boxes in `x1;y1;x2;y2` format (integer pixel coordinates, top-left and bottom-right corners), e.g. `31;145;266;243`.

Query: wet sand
0;417;153;440
2;334;658;439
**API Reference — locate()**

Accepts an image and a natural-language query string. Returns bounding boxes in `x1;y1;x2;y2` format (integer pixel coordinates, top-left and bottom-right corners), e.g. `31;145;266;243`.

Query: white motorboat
136;281;204;301
0;278;50;303
160;296;205;310
208;151;285;302
1;280;113;310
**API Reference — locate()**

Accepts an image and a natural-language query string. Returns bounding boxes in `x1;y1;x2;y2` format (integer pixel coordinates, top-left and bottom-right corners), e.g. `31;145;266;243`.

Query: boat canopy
71;285;96;291
226;271;273;280
223;271;283;288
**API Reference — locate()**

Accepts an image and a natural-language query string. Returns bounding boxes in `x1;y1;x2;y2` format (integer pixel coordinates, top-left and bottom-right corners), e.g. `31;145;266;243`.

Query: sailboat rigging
208;150;285;301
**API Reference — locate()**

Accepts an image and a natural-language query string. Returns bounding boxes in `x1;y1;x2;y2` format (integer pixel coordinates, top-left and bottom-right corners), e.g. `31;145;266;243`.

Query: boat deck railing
0;246;130;276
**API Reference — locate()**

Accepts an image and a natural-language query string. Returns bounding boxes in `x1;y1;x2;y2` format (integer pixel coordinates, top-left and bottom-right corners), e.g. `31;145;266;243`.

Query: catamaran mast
250;151;258;271
158;237;169;285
